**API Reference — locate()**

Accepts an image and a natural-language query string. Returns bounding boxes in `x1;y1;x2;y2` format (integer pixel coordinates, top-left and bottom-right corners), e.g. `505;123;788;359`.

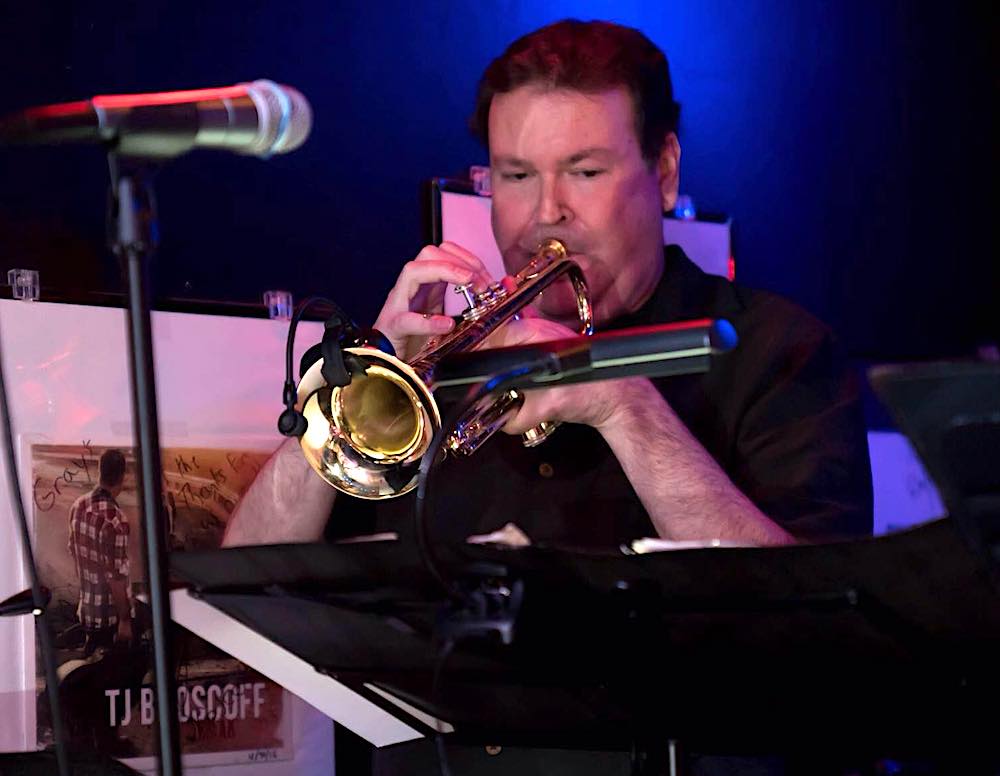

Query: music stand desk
169;518;999;759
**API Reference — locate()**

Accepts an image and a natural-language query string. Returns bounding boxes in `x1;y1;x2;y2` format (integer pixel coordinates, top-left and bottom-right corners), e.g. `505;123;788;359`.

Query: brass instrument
295;239;593;499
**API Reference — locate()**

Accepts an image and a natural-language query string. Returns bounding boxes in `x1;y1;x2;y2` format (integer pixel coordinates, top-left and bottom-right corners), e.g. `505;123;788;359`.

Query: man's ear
657;132;681;212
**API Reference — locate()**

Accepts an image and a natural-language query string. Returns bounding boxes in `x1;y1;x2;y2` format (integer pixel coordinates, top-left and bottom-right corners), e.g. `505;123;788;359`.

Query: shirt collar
92;485;116;502
613;245;719;329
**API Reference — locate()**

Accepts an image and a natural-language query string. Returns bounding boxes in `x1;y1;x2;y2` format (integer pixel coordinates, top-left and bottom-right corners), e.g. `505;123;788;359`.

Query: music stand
869;361;1000;570
170;514;1000;768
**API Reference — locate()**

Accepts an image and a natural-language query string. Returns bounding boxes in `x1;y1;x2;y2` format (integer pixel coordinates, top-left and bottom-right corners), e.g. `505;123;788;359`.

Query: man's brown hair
99;449;126;489
471;19;681;163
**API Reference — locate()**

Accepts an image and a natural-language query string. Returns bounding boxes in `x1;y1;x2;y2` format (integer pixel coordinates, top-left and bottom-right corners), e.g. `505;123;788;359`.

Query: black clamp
436;562;523;646
279;299;395;438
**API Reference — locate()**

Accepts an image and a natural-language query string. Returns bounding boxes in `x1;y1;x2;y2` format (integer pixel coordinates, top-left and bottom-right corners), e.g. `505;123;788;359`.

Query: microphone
0;80;312;158
431;318;738;390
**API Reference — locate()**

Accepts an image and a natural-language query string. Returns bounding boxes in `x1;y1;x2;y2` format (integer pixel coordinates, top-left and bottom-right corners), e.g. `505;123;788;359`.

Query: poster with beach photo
31;439;294;768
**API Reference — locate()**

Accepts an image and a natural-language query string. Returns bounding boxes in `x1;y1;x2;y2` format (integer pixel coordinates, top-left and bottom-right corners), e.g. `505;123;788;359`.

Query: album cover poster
32;440;294;767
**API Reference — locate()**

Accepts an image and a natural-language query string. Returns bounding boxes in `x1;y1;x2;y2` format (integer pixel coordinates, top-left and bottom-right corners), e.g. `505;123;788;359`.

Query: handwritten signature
32;442;262;514
170;452;260;514
33;440;95;512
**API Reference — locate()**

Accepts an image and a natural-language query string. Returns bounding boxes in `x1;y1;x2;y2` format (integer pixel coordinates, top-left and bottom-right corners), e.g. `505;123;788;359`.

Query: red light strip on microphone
24;100;92;119
92;85;248;109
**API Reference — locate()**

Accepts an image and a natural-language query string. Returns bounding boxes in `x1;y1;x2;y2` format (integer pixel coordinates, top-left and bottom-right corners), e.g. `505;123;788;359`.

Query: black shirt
326;246;873;547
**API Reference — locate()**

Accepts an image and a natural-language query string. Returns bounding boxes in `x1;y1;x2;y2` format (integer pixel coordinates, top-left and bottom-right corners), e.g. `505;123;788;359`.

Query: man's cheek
493;195;532;236
495;223;517;253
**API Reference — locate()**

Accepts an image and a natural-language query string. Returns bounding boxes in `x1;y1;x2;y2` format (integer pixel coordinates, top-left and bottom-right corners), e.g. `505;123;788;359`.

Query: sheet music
627;537;748;554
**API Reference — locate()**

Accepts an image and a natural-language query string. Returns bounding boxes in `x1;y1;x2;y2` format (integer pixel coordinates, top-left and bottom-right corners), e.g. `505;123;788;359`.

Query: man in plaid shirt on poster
68;449;133;656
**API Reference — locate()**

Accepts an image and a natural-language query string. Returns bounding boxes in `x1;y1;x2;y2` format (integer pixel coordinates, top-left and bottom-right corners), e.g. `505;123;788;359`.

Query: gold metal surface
333;365;423;461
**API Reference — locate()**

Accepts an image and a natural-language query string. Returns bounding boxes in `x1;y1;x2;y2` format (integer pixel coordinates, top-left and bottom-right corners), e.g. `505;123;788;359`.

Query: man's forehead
487;85;639;161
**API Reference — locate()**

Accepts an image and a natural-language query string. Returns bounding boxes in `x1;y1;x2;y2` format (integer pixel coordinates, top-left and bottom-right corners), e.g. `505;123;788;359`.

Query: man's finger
390;260;476;307
391;311;456;336
501;392;551;436
438;242;494;288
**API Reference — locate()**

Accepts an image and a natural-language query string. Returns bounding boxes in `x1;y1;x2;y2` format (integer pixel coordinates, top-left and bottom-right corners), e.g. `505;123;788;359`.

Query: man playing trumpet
225;20;871;553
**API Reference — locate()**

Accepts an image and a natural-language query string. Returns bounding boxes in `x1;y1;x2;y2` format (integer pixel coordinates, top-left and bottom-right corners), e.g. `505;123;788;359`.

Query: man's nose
537;175;571;226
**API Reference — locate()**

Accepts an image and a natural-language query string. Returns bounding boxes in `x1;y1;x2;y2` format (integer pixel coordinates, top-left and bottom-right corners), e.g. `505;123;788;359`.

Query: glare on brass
296;239;593;499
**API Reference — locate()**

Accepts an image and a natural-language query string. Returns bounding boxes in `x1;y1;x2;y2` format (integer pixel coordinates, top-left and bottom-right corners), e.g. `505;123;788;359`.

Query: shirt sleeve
99;508;131;580
728;298;874;542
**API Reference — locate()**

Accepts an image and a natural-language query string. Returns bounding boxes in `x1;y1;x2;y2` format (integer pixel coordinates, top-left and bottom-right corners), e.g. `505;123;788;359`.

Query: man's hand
487;315;794;545
486;315;630;434
373;242;493;360
116;617;133;645
110;575;133;644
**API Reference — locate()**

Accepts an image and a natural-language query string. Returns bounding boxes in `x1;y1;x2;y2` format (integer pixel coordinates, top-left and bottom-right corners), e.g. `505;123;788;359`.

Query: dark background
0;0;994;361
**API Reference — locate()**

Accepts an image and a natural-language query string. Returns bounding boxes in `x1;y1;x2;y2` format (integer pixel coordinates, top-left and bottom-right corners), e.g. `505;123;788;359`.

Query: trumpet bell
297;347;441;499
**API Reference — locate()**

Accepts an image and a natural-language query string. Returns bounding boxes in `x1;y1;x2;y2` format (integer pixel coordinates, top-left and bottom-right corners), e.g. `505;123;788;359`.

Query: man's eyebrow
492;148;616;167
492;155;531;167
563;147;615;165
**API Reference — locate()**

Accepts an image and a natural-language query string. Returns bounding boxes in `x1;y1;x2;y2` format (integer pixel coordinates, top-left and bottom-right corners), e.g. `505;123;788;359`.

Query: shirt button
538;462;554;478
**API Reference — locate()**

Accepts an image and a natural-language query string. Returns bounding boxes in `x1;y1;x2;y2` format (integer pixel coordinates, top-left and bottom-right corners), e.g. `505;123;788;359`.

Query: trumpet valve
453;283;477;309
457;281;508;321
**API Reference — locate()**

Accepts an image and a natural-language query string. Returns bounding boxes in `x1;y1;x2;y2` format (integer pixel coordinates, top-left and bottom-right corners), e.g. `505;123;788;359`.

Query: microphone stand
107;150;182;776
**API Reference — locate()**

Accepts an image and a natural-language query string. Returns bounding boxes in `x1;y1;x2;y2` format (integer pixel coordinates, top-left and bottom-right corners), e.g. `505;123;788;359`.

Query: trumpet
295;239;593;499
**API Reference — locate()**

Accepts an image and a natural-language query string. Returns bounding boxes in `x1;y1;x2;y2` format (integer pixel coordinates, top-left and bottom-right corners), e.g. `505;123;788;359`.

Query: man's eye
572;169;605;179
500;171;530;182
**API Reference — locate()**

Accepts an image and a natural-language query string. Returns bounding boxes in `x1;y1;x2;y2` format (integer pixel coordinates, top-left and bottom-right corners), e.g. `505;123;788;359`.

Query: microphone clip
279;300;394;438
318;314;363;388
301;314;394;387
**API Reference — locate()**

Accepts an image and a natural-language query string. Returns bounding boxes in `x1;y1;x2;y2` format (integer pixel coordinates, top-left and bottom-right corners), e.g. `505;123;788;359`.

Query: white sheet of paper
169;588;423;748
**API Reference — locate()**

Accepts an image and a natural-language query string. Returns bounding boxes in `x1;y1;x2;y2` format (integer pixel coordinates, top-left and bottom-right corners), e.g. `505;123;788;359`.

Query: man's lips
505;250;590;303
509;245;587;271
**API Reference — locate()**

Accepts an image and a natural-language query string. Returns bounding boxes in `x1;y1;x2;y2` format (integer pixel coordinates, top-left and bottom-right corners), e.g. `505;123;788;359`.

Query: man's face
488;85;678;326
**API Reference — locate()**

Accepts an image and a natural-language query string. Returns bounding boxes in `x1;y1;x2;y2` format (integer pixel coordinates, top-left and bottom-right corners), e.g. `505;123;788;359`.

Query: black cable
414;365;544;776
282;295;341;401
0;319;70;776
277;296;355;438
413;365;538;601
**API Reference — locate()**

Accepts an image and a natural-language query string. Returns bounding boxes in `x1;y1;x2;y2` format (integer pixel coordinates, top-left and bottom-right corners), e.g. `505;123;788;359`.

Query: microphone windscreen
241;80;313;157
